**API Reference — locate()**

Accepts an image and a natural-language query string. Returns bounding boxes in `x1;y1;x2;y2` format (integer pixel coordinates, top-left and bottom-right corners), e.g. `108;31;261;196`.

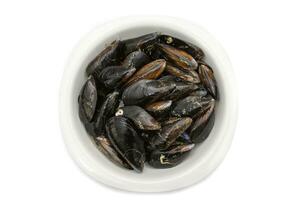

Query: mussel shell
115;106;161;131
122;32;159;55
122;50;151;69
176;132;192;145
190;85;208;98
94;136;132;169
94;91;120;134
106;116;145;172
160;117;181;126
86;40;123;75
148;143;195;169
145;100;172;117
156;43;198;70
124;59;166;87
93;66;136;89
198;62;218;99
122;79;176;105
158;34;205;62
160;75;199;100
171;96;212;117
165;64;200;83
189;99;215;143
151;117;192;149
78;76;98;122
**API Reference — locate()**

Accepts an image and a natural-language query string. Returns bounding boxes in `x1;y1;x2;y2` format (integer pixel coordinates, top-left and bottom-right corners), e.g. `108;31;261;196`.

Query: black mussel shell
122;32;159;55
93;65;136;89
124;59;166;87
190;85;208;98
145;100;172;118
171;95;212;117
160;75;199;100
78;76;98;122
151;117;192;149
122;79;176;105
176;132;192;145
165;64;200;83
122;50;151;69
94;136;132;169
198;62;218;99
115;105;161;131
189;99;215;143
94;91;120;134
158;34;205;62
160;117;181;126
106;116;145;172
148;143;195;169
86;40;123;75
156;43;198;71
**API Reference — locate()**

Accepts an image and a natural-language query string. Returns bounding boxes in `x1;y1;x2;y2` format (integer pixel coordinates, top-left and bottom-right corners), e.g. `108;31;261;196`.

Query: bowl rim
59;16;238;193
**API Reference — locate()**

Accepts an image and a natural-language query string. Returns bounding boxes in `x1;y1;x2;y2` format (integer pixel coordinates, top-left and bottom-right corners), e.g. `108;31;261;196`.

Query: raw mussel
94;135;132;169
115;106;161;131
171;95;212;117
150;117;192;149
165;64;200;83
122;32;159;55
78;75;98;122
122;50;151;69
145;100;172;118
94;91;120;133
148;143;195;168
124;59;166;87
198;62;218;99
160;75;199;100
122;79;176;105
189;99;216;143
106;116;145;172
86;40;123;75
158;34;205;62
156;43;198;70
94;66;136;89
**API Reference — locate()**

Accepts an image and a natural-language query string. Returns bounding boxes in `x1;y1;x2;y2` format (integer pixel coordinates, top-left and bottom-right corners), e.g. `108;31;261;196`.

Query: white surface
59;16;237;192
0;0;300;199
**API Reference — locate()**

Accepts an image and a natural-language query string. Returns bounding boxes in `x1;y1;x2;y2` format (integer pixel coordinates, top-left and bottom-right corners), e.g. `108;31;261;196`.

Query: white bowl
59;16;238;193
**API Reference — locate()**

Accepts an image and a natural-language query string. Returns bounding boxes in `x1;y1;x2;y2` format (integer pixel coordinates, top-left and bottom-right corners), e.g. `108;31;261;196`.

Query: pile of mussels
78;32;218;172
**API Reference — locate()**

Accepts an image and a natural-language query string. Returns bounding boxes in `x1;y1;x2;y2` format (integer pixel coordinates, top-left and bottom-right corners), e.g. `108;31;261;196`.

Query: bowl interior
64;19;232;189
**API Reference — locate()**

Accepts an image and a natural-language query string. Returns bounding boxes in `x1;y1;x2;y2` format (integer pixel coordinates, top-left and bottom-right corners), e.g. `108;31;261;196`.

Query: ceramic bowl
59;16;238;192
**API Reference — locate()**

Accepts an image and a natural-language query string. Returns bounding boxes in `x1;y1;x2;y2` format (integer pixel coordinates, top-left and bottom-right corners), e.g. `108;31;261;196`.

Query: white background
0;0;299;199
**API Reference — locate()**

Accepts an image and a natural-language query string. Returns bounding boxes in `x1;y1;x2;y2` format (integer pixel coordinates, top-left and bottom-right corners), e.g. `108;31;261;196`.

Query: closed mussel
94;136;132;169
86;40;123;75
115;106;161;131
94;91;120;134
189;99;215;143
124;59;166;87
145;100;172;118
151;117;192;149
171;95;212;117
122;79;176;105
160;75;199;100
165;64;200;83
122;50;151;69
106;116;145;172
198;62;218;99
156;43;198;70
78;75;98;122
122;32;159;55
148;143;195;169
158;34;205;62
94;66;136;89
